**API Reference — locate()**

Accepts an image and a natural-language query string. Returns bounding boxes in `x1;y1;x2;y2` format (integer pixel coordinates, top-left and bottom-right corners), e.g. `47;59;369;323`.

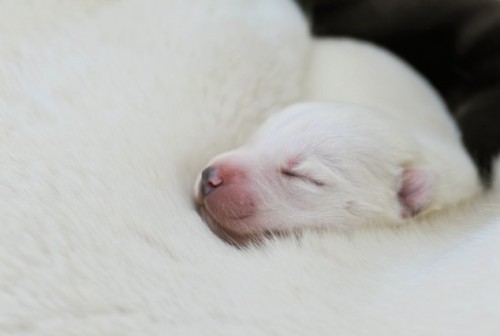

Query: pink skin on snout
195;156;263;238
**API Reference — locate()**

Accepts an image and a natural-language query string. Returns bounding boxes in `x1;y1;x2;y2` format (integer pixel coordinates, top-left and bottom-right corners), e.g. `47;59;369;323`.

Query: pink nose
200;166;223;197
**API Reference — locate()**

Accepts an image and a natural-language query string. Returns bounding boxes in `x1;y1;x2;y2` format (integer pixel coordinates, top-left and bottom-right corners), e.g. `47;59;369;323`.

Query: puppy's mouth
197;204;299;247
197;205;261;247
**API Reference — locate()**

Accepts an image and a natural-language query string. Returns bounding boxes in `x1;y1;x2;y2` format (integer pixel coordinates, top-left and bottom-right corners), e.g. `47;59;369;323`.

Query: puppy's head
195;102;436;242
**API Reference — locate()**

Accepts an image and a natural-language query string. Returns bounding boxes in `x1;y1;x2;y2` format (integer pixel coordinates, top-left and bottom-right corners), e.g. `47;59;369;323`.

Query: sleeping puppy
195;39;482;243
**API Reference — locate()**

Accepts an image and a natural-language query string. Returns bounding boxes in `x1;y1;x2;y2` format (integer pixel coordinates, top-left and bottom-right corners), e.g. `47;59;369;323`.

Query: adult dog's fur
296;0;500;184
0;1;499;335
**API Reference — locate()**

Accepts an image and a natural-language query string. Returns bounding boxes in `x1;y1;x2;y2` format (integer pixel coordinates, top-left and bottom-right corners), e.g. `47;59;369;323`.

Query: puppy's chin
197;205;260;247
197;206;296;247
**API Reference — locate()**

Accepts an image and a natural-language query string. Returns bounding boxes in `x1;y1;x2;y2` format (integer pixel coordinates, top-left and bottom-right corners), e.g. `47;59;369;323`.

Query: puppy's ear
398;168;437;218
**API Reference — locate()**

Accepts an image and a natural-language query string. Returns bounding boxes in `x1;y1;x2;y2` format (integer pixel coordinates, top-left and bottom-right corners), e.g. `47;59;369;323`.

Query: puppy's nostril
200;166;223;197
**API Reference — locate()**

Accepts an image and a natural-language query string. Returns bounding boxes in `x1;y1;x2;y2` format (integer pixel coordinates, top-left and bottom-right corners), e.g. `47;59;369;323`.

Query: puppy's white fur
196;39;481;236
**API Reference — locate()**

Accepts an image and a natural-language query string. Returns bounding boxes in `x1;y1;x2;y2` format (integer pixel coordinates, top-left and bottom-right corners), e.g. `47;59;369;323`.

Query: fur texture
1;1;499;335
195;40;481;240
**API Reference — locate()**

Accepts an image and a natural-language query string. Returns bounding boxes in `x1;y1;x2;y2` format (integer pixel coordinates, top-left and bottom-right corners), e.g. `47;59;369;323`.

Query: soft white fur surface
1;1;499;335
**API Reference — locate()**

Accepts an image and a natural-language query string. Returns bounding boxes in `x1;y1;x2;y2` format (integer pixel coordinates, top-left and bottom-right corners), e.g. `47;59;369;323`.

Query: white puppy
195;39;482;242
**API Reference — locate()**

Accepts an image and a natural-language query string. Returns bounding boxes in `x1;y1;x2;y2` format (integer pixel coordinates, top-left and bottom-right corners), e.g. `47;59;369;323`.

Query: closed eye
280;168;325;187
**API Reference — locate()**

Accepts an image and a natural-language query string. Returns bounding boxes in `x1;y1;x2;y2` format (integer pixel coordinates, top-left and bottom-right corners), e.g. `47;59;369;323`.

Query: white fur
0;1;499;335
196;40;481;236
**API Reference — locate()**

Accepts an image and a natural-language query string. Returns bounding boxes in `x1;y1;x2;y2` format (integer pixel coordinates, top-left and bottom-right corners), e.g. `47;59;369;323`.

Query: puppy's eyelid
280;168;299;178
280;167;325;187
